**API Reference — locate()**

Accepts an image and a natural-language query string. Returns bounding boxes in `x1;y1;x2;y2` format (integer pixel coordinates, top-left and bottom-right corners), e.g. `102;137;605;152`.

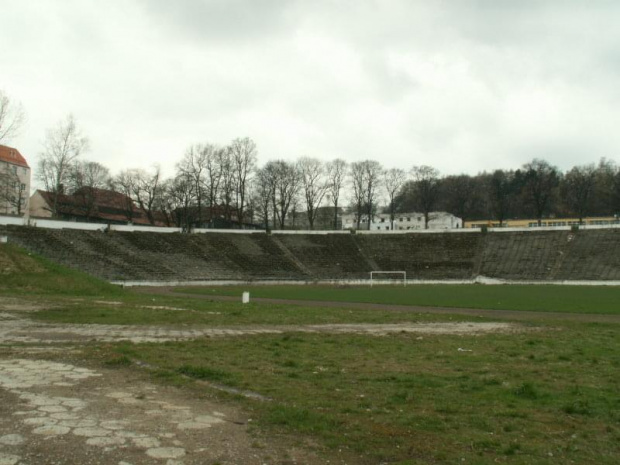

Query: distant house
29;187;163;226
0;144;31;216
342;212;463;231
283;206;344;230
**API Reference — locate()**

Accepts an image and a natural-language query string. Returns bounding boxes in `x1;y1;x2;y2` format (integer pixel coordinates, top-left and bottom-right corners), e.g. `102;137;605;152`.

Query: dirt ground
0;296;520;465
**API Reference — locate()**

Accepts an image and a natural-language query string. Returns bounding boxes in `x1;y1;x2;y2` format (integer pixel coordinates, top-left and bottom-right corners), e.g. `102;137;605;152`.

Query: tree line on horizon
2;100;620;230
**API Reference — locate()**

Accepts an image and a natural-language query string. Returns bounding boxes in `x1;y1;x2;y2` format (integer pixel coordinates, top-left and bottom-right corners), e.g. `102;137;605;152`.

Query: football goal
369;271;407;287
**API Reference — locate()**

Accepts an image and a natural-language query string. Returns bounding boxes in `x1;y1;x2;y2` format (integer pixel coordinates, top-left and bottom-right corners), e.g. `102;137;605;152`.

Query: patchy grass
98;321;620;464
179;284;620;314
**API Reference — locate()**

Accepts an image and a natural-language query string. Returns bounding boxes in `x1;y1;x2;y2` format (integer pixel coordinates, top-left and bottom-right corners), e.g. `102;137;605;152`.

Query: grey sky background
2;0;620;180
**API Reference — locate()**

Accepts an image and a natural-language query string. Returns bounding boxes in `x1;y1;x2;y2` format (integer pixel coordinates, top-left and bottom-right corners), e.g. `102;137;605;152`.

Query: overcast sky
2;0;620;180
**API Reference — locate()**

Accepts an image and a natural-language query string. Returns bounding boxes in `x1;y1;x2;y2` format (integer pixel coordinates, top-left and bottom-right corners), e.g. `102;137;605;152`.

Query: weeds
513;382;539;399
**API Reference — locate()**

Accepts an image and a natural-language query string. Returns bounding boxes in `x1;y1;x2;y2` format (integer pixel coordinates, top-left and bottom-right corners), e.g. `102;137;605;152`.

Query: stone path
0;357;328;465
0;314;515;345
0;359;228;464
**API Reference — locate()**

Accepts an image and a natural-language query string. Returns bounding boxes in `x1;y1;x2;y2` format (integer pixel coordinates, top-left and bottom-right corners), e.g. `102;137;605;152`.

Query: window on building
380;218;385;223
399;217;403;222
406;217;411;221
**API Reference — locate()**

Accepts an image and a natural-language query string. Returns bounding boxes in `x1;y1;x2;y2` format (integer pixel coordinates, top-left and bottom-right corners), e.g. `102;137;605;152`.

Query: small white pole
242;291;250;304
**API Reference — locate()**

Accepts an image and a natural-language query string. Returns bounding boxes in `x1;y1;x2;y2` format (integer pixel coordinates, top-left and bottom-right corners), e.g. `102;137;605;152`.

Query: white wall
111;225;182;233
0;215;24;226
2;214;619;234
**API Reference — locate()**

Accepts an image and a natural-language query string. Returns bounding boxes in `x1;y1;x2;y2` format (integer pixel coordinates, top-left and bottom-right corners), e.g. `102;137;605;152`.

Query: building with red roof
0;144;31;216
29;186;166;225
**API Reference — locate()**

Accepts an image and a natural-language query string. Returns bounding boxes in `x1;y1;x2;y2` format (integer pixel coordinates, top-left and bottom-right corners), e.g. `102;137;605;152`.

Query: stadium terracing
1;223;619;285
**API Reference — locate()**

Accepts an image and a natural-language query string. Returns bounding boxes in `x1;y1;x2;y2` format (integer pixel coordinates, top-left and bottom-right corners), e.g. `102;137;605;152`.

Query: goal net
369;271;407;287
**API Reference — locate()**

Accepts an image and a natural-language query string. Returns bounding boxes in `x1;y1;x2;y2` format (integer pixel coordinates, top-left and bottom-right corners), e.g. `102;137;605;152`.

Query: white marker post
242;291;250;304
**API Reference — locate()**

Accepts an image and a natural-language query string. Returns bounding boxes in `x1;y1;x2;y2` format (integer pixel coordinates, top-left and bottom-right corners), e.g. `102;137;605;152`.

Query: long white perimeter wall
2;214;620;234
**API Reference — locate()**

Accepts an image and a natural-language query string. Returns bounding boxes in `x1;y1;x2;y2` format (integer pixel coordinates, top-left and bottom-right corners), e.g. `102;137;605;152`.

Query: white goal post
369;271;407;287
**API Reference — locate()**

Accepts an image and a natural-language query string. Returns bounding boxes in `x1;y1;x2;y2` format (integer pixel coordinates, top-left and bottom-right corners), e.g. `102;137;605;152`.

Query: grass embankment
180;284;620;314
0;243;122;297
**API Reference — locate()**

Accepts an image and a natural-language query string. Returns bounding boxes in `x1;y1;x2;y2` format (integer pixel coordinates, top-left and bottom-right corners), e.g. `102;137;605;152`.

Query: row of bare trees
1;102;617;229
165;138;258;229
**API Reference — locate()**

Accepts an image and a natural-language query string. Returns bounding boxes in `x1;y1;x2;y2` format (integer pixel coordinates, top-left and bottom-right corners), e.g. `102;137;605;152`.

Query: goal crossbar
369;271;407;287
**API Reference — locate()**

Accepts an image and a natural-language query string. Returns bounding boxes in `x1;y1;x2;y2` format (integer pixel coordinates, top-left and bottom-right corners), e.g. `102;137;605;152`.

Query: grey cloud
138;0;298;43
3;0;620;178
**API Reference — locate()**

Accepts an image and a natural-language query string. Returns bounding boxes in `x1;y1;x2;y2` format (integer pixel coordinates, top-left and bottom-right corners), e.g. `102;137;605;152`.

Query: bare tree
253;164;276;231
0;90;26;143
298;157;328;230
362;160;383;229
67;160;111;219
410;165;440;229
204;144;225;225
36;115;89;216
561;164;596;224
265;160;299;229
131;166;163;225
229;137;257;227
326;158;347;230
349;161;366;229
347;160;383;230
176;144;208;227
68;160;111;192
591;158;618;216
112;170;139;223
439;174;476;225
487;170;515;226
218;148;236;224
613;169;620;216
384;168;407;230
166;172;197;231
522;159;560;226
154;178;174;226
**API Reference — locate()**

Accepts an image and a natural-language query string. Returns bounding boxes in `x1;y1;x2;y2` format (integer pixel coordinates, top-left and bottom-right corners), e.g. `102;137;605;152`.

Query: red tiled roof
35;188;166;226
0;144;29;168
72;187;136;210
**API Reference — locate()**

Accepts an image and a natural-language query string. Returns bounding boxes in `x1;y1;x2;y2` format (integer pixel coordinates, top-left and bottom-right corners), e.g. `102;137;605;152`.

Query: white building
341;211;462;231
0;144;30;216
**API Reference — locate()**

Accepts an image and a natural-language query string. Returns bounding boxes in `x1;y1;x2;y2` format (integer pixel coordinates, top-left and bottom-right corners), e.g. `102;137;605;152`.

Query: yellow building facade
465;217;619;228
